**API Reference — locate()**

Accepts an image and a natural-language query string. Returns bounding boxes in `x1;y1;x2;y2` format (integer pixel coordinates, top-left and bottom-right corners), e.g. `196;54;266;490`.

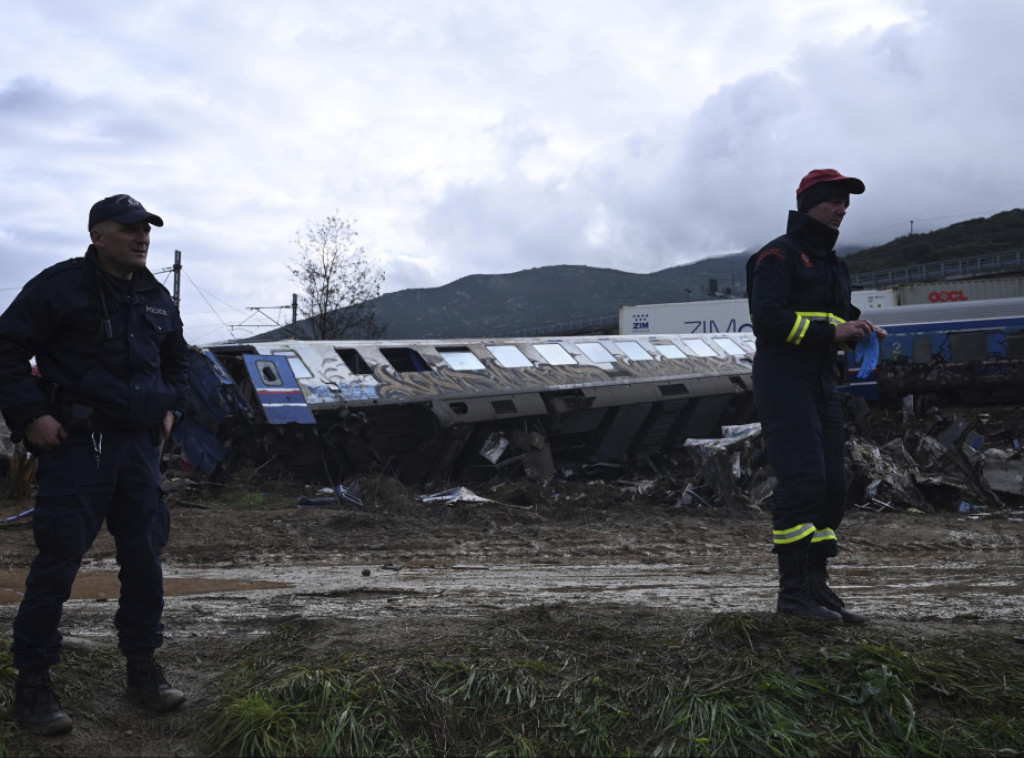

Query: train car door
242;354;316;425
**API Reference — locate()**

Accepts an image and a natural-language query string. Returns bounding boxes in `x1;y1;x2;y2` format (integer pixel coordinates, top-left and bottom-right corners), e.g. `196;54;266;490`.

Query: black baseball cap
88;194;164;230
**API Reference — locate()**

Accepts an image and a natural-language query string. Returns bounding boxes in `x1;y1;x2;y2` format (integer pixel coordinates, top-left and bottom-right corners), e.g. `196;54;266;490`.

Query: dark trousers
12;429;169;670
754;361;846;535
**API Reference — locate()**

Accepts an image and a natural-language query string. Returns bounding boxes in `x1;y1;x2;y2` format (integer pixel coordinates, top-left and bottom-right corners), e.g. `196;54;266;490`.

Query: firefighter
746;169;886;623
0;195;190;735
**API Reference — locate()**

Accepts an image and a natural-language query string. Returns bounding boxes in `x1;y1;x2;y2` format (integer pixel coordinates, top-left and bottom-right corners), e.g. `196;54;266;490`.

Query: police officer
746;169;886;624
0;195;190;735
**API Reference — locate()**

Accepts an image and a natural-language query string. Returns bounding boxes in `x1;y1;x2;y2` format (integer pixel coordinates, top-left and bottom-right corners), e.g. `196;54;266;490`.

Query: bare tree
289;215;386;339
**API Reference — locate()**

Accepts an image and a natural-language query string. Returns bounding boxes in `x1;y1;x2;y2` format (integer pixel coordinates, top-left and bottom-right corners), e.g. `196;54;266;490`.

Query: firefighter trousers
754;363;846;542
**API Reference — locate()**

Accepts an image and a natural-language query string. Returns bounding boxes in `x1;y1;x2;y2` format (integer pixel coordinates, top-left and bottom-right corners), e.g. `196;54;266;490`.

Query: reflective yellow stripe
786;311;848;346
773;522;815;545
786;315;810;345
794;310;847;325
812;528;837;543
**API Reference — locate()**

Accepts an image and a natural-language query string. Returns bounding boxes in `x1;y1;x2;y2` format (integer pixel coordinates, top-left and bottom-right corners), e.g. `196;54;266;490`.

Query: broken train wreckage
176;334;757;486
166;329;1024;513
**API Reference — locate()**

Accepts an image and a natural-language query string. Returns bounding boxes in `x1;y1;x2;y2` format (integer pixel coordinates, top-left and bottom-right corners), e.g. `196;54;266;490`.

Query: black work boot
12;668;73;736
776;540;842;623
125;652;186;712
807;546;867;625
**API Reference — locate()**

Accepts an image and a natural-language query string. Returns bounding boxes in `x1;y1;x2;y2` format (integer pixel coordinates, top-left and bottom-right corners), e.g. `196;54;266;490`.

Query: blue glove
854;330;879;379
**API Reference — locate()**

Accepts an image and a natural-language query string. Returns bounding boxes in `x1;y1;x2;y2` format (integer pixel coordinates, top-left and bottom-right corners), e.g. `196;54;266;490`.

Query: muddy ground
1;473;1023;756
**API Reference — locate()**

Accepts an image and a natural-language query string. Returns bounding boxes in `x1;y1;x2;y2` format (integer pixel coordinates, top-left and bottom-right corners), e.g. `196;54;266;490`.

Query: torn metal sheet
682;422;769;507
418;487;498;504
979;449;1024;496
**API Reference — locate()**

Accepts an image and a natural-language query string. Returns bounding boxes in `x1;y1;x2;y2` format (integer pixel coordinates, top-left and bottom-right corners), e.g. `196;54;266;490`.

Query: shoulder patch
756;247;786;265
21;257;85;290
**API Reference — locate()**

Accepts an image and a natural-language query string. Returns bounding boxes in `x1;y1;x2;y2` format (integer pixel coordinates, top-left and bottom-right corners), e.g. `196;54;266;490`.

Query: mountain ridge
253;208;1024;341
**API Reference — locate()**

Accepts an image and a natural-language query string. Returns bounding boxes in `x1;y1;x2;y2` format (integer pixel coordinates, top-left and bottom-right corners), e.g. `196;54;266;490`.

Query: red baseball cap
796;169;865;199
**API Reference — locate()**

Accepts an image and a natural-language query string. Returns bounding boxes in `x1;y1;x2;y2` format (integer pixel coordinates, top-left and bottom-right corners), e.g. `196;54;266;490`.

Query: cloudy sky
2;0;1021;344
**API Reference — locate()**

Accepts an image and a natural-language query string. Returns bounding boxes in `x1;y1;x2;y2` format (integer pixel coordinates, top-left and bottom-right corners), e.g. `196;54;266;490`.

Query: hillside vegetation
255;208;1024;341
844;208;1024;273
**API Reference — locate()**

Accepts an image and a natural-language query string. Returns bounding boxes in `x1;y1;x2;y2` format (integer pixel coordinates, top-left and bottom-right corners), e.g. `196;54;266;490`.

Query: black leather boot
807;545;867;625
776;539;842;623
126;652;186;712
12;668;73;736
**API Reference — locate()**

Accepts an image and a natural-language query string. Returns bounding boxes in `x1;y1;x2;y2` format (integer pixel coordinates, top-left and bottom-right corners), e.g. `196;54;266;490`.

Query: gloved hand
854;331;879;378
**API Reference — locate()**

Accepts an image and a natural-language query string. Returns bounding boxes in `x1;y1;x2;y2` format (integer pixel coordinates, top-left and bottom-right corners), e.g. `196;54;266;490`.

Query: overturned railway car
846;296;1024;405
177;333;757;486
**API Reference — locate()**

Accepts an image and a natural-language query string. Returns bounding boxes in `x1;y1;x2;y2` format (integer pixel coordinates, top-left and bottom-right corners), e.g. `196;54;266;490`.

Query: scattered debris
418;487;499;505
682;423;773;509
1;506;34;525
296;482;363;508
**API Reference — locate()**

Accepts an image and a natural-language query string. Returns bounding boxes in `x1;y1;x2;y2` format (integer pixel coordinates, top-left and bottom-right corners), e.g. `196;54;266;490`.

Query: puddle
0;569;289;605
2;557;1022;626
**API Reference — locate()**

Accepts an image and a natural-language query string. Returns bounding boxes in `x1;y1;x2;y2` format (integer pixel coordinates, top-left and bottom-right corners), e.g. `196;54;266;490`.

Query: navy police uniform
0;245;189;670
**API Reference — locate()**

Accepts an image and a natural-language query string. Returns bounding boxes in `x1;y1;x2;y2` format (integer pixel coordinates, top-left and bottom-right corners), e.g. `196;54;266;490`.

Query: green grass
202;614;1024;757
2;611;1022;756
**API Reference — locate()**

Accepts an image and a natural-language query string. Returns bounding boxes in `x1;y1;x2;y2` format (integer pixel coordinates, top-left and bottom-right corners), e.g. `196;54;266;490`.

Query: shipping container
619;290;895;335
895;277;1024;305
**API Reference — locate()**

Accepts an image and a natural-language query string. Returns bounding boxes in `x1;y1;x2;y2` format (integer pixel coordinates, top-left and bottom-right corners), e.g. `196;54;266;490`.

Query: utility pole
156;250;183;307
231;299;297;338
172;250;182;306
910;220;914;235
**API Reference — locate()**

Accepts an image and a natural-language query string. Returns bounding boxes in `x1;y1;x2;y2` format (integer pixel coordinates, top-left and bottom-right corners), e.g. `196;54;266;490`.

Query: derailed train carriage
845;296;1024;406
176;333;758;486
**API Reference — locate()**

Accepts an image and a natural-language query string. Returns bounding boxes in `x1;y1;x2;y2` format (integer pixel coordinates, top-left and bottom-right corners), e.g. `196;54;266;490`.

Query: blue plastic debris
854;331;879;379
2;507;34;525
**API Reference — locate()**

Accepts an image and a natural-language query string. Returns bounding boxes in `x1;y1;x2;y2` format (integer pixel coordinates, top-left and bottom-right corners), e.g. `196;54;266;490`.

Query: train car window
381;347;431;372
679;339;716;357
912;337;932;364
949;331;988;363
336;348;373;375
713;337;746;356
533;343;577;365
1007;332;1024;359
270;350;313;379
487;345;532;368
653;343;686;359
615;341;653;361
578;342;616;363
439;348;486;371
255;360;283;386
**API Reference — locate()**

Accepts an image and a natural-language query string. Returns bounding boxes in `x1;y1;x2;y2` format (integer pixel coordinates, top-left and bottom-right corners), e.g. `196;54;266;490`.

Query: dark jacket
0;246;189;438
746;211;860;370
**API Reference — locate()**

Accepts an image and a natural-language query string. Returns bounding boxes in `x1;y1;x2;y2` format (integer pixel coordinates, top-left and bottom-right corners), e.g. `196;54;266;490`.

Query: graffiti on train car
174;335;757;488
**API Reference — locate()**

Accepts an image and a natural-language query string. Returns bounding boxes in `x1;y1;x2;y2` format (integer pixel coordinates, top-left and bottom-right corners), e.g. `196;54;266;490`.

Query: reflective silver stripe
812;528;837;543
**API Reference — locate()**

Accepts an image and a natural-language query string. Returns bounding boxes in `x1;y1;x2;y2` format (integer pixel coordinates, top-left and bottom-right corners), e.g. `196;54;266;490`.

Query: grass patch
203;612;1024;757
0;642;123;757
